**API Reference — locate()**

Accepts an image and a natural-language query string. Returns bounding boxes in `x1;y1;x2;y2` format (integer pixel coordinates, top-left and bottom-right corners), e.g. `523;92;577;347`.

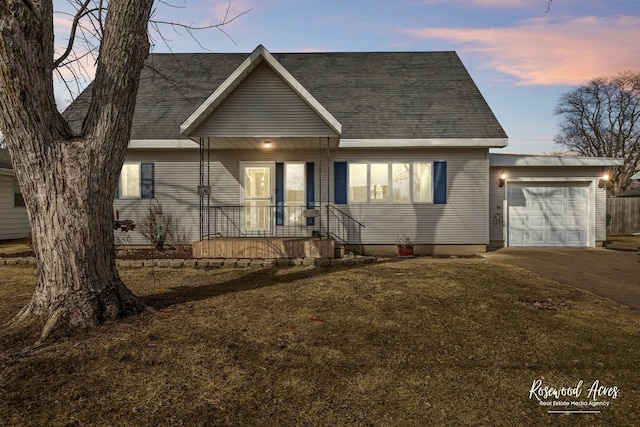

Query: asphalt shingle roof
63;50;508;141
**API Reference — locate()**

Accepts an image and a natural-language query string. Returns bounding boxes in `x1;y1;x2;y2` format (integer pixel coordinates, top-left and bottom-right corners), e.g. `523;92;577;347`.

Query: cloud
422;0;547;8
403;15;640;85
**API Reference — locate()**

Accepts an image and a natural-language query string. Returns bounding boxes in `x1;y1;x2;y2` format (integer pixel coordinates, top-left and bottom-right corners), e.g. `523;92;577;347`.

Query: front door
241;163;274;235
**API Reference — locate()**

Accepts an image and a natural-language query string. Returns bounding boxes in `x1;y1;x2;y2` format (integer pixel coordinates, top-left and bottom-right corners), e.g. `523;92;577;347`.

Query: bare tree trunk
0;0;154;340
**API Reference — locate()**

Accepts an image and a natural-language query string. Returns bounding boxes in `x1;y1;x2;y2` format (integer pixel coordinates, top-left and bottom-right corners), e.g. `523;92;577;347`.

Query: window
117;162;154;199
392;163;410;202
14;179;25;207
413;163;433;202
348;164;367;202
347;162;433;203
285;163;305;224
370;163;389;202
119;164;141;198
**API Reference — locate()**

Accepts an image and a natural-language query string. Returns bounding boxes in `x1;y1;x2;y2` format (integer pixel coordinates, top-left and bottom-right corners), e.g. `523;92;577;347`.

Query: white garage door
508;184;589;247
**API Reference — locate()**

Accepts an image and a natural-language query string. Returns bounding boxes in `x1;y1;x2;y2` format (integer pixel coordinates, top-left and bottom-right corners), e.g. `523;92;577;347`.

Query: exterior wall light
263;140;272;149
598;173;610;188
498;172;507;188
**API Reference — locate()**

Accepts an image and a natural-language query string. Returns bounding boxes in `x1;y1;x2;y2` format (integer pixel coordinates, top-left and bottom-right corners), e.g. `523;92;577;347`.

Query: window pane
392;163;410;202
244;167;271;198
349;164;367;202
413;163;433;202
285;163;305;224
370;163;388;202
120;164;140;198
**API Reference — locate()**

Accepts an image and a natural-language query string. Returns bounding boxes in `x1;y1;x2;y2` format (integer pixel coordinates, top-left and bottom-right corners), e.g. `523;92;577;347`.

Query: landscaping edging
0;256;377;268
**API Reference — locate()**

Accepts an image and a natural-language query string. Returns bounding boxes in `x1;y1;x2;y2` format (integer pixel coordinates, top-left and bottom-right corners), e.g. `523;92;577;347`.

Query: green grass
1;259;639;426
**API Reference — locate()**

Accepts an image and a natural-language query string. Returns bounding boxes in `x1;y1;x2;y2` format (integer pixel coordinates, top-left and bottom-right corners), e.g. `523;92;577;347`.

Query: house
0;149;30;240
62;45;622;257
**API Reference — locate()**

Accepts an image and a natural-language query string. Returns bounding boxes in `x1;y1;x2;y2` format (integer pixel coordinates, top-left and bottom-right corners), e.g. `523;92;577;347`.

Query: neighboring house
62;45;622;256
617;188;640;198
0;149;30;240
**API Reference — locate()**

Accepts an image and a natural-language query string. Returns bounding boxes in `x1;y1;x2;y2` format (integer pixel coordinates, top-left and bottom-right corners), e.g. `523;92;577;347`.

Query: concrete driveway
483;247;640;310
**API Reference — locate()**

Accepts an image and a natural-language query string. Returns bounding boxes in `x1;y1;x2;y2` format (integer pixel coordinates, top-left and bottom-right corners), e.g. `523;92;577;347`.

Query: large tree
554;71;640;195
0;0;157;340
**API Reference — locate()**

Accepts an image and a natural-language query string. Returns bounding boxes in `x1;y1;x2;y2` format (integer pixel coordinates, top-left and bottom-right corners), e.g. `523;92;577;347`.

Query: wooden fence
607;197;640;235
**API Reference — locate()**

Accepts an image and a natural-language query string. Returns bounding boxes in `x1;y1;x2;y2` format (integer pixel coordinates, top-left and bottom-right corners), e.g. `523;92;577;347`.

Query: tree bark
0;0;154;340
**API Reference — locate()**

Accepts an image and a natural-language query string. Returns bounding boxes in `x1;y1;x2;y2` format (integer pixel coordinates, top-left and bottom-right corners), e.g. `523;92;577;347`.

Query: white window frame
347;161;434;204
118;162;142;199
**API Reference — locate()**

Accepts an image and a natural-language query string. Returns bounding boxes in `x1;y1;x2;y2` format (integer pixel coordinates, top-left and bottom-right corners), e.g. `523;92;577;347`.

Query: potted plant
396;235;414;257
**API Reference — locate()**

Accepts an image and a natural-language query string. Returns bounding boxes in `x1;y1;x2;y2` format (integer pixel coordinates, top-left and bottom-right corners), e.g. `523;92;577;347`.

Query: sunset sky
54;0;640;153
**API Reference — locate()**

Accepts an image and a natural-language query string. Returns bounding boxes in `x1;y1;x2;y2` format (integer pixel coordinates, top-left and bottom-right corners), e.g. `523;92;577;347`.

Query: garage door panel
508;184;589;247
546;200;564;213
566;200;584;212
567;231;587;244
529;214;546;228
547;187;565;197
548;216;564;227
567;215;584;228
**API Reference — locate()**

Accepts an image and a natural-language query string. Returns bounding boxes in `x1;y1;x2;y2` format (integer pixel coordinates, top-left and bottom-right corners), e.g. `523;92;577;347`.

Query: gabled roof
180;45;341;138
63;46;508;144
490;153;623;167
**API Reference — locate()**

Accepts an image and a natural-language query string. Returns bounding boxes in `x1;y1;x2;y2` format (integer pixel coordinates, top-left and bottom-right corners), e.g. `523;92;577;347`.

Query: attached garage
489;154;623;248
507;183;590;247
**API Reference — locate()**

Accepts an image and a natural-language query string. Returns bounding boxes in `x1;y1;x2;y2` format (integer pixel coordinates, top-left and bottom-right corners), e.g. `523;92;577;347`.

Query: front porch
193;237;334;259
193;204;364;259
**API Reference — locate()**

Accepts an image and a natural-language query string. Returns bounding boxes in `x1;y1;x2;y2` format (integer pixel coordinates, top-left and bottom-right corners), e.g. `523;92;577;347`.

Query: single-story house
60;45;621;256
0;149;30;240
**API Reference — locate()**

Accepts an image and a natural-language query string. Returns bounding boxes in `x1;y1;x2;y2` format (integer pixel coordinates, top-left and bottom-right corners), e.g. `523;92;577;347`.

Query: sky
53;0;640;154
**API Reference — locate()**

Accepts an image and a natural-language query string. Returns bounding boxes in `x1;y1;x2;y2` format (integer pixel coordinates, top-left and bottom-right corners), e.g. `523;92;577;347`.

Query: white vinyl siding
335;148;488;245
192;63;337;138
0;174;30;240
115;147;489;246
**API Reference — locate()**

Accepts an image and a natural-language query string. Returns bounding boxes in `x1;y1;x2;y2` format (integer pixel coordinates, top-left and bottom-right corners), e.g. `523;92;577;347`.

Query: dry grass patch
607;235;640;249
1;259;639;426
0;239;31;256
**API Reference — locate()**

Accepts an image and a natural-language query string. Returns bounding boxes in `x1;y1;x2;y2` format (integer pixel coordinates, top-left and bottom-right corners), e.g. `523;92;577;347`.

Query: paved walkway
483;247;640;310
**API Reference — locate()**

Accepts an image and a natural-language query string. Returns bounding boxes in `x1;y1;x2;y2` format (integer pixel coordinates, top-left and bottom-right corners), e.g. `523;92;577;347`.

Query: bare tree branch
53;0;95;68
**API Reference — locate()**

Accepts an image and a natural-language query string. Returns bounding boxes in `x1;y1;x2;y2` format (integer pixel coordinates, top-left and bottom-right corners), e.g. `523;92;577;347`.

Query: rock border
0;256;377;268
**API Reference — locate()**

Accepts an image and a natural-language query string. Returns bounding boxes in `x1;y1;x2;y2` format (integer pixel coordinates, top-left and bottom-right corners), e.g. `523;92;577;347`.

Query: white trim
490;153;623;167
339;138;508;148
506;177;596;183
632;171;640;180
180;45;342;138
129;139;200;149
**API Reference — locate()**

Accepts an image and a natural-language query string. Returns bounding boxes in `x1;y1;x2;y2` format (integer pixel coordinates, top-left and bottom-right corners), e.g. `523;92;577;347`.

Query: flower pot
397;244;414;257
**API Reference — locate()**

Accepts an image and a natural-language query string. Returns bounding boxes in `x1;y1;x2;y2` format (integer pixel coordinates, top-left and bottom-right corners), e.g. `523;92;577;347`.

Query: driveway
483;247;640;310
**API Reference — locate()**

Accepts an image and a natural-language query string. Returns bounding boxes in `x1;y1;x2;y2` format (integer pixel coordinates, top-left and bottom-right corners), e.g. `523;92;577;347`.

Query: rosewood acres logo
528;379;620;414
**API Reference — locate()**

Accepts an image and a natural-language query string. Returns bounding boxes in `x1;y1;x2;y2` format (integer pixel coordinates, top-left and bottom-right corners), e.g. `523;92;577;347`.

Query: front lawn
1;259;638;426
